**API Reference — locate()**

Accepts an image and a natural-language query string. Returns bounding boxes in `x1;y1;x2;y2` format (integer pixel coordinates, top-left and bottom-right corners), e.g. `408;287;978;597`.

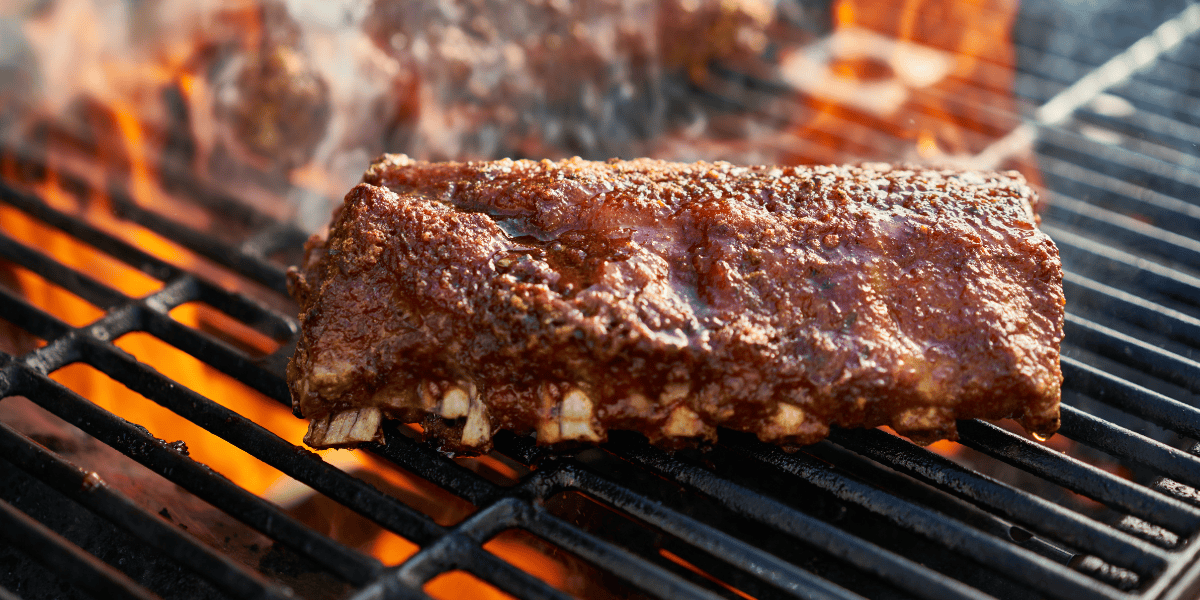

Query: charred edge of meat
287;156;1063;453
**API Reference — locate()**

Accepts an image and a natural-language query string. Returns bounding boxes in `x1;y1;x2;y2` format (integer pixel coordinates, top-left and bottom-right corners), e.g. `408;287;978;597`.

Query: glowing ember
426;571;517;600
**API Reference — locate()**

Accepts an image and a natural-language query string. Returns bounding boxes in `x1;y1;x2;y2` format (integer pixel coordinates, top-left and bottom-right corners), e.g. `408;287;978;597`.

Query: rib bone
662;405;705;437
303;407;383;447
537;387;602;443
757;402;829;442
439;384;471;418
772;403;805;435
462;400;492;446
560;388;602;442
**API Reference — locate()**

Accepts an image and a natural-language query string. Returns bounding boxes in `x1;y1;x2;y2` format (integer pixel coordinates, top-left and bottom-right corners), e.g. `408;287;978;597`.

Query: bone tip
304;408;383;448
662;405;706;438
538;386;603;444
439;385;470;419
773;403;805;432
462;400;492;447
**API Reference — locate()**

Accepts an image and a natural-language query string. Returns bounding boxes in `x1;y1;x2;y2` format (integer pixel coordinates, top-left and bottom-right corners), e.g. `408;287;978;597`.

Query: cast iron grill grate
4;1;1200;599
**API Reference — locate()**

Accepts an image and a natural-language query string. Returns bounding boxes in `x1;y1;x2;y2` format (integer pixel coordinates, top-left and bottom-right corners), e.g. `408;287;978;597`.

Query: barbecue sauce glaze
287;156;1062;451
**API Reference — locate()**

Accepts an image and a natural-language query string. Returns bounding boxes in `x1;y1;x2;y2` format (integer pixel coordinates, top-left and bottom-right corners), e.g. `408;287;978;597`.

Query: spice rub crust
287;156;1063;451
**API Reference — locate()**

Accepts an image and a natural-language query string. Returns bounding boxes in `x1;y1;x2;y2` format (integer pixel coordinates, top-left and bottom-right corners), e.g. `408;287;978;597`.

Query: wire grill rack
4;1;1200;599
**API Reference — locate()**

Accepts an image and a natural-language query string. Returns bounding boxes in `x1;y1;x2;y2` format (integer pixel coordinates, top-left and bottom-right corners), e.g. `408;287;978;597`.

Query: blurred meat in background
2;0;818;230
4;0;1034;236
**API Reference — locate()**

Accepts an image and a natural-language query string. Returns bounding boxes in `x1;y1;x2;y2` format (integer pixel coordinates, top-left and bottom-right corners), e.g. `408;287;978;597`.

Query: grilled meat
363;0;780;159
287;156;1063;452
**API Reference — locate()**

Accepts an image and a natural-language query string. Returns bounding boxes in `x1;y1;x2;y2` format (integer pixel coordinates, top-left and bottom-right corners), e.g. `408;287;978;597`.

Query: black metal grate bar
1058;406;1200;489
1014;47;1087;91
0;281;72;342
1015;25;1119;67
106;186;293;296
1013;48;1200;126
555;466;863;600
375;430;873;600
0;353;383;586
0;227;602;599
1104;81;1200;132
956;419;1200;535
1052;232;1200;291
0;141;300;296
724;437;1130;600
367;447;764;600
1063;314;1200;395
0;233;127;309
0;180;296;340
0;263;468;588
1063;272;1200;348
137;280;291;402
0;260;287;408
383;497;605;600
364;426;503;508
591;441;994;600
702;64;1028;162
1042;195;1200;269
0;181;175;285
1037;127;1200;203
1051;226;1200;304
79;335;449;545
830;428;1171;571
0;420;291;600
1072;108;1200;162
1039;156;1200;241
1157;42;1200;82
1062;356;1200;440
5;3;1200;599
696;70;913;158
0;496;162;600
514;490;771;600
558;432;1007;598
0;204;294;405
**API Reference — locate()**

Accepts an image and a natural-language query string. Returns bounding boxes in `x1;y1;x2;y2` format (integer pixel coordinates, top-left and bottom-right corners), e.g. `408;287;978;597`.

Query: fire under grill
4;1;1200;599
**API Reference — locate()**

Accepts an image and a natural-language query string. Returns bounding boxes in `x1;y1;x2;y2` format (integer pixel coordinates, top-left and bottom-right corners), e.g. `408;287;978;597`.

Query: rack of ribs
287;156;1063;452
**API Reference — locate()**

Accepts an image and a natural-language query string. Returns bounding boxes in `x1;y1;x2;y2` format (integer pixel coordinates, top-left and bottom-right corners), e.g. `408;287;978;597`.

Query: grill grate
5;1;1200;599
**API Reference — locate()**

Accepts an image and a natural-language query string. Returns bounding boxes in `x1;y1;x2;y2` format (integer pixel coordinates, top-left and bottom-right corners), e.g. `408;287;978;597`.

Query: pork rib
287;156;1063;451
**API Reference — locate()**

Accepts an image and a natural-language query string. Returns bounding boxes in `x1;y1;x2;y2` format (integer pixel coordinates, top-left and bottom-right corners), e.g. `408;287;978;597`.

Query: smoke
2;0;815;231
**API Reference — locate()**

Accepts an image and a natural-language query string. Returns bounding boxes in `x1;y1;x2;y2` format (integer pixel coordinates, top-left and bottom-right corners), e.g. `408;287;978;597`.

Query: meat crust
287;156;1063;452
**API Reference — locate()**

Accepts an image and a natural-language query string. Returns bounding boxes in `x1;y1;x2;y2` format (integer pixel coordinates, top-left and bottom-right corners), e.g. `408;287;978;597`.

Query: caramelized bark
287;156;1063;451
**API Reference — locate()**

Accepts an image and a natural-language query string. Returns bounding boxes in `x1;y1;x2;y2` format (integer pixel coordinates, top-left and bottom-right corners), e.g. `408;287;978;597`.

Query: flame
0;111;302;496
108;100;159;212
426;571;517;600
422;532;571;600
782;0;1021;163
2;0;1038;593
0;90;402;564
660;549;758;600
0;113;575;594
924;438;961;457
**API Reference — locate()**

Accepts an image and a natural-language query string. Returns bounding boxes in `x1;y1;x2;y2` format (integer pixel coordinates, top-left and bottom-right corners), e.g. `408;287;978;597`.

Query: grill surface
5;1;1200;599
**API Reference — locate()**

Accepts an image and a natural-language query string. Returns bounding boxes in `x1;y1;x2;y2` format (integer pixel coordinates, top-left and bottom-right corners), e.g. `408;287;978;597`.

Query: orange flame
660;549;758;600
782;0;1021;164
1;109;579;596
0;91;399;557
3;1;1038;594
426;571;517;600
